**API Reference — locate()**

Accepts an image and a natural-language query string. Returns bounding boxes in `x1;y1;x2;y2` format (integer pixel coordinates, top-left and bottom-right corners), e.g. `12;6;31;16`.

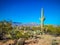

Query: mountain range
12;22;39;26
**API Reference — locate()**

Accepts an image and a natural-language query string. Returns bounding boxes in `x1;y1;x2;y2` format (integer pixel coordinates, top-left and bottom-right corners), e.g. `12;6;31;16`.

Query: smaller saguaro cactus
16;38;25;45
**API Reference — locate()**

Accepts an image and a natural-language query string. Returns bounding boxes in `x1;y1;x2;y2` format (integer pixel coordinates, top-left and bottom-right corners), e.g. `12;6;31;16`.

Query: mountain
23;22;39;26
12;22;39;26
12;22;23;26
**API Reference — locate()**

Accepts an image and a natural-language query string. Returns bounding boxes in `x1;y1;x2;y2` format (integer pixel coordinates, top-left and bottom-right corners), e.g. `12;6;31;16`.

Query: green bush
0;20;12;39
45;25;60;36
11;30;31;39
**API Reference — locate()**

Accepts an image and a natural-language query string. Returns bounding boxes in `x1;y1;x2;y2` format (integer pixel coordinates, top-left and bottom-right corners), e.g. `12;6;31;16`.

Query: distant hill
12;22;23;26
23;23;39;26
12;22;39;26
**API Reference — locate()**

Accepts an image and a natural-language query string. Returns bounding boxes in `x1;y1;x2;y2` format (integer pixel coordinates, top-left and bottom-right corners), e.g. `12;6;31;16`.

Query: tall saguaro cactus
40;8;45;33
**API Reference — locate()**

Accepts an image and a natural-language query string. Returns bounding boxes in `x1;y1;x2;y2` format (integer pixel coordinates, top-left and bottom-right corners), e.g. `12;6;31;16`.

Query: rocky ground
25;35;60;45
0;35;60;45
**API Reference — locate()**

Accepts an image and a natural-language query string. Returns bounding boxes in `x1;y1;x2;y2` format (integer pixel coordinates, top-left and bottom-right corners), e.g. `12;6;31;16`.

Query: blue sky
0;0;60;25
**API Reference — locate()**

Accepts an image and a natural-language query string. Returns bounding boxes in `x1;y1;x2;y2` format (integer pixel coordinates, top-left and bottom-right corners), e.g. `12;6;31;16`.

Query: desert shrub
11;30;23;39
11;30;31;39
46;25;60;36
52;39;59;45
0;20;13;40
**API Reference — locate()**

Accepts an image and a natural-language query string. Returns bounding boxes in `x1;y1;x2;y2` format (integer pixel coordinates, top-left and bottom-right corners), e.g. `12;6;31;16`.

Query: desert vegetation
0;20;60;45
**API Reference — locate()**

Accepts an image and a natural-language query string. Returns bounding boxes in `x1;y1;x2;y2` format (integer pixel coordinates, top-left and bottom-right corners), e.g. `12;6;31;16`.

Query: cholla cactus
52;39;59;45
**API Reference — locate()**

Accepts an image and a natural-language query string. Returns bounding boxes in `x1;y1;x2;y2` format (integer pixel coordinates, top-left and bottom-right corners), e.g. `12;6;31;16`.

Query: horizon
0;0;60;25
